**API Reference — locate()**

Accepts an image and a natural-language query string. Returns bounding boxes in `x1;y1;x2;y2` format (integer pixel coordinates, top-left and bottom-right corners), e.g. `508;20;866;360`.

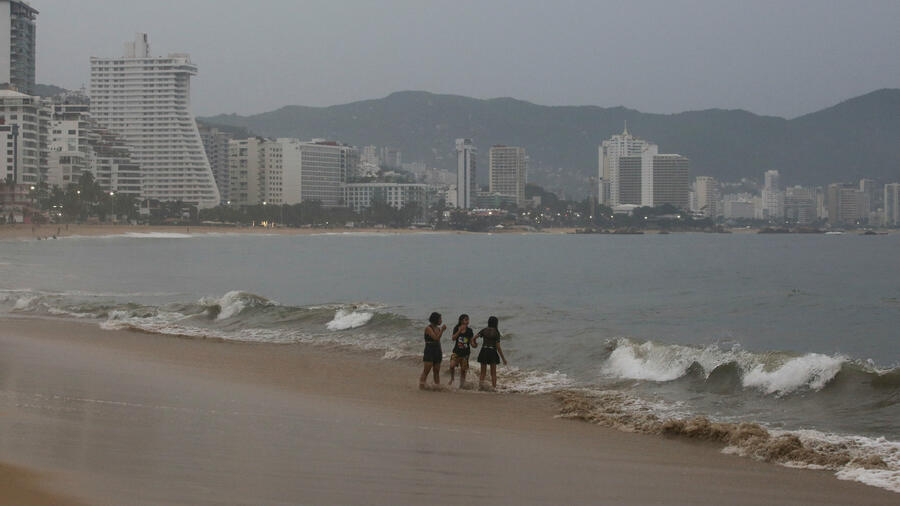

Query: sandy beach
0;317;896;505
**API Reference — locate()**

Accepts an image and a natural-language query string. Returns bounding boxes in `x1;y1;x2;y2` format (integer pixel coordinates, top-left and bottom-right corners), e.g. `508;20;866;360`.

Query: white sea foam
326;309;374;330
500;367;576;394
600;338;848;396
739;429;900;493
13;295;39;311
601;338;748;382
742;353;845;395
198;290;275;320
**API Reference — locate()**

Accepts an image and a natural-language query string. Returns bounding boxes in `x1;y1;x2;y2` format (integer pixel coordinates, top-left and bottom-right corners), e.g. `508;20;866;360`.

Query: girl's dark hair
453;314;469;334
488;316;499;328
428;312;441;325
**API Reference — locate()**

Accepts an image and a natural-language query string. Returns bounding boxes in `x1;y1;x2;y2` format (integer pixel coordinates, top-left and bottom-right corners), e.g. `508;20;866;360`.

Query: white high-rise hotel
89;33;220;207
598;123;648;206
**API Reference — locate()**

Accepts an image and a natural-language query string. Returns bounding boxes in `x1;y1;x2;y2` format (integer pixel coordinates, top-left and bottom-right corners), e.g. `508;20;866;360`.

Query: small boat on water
824;231;844;235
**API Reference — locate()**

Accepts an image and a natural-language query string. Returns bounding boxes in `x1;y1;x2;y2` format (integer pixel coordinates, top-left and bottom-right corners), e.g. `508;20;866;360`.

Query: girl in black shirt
476;316;508;389
447;314;476;388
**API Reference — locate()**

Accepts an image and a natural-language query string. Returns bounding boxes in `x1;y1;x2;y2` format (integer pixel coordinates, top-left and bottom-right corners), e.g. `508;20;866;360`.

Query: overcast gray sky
32;0;900;118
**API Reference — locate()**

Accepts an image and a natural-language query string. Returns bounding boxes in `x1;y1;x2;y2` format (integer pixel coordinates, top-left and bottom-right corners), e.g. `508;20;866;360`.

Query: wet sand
0;317;896;505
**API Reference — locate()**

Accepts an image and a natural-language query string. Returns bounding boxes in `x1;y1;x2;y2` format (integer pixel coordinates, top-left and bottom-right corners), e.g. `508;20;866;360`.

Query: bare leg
480;363;487;385
447;358;457;384
490;364;498;388
419;363;433;389
432;363;441;385
459;362;468;388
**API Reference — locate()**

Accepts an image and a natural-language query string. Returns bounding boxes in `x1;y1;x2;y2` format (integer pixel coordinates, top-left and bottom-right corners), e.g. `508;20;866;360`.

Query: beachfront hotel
0;88;47;186
600;127;690;211
0;0;37;95
455;138;477;209
343;182;430;223
89;33;220;208
488;145;527;207
598;123;649;206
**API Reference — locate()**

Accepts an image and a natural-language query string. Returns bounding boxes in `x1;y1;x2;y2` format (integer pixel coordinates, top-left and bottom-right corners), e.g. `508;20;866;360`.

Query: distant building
228;137;265;207
784;186;816;225
694;176;720;217
455;138;477;209
488;145;526;207
0;88;47;186
379;147;401;169
47;98;91;188
884;183;900;227
761;170;784;219
0;1;37;95
343;182;429;223
616;155;643;205
598;123;648;206
724;200;754;219
475;191;518;209
297;140;357;207
826;183;866;225
90;33;220;207
265;138;302;206
640;145;690;210
44;93;141;196
199;125;233;203
599;127;689;210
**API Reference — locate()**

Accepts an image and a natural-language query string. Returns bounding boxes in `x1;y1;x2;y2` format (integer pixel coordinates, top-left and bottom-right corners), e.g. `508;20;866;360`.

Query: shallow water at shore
1;232;898;492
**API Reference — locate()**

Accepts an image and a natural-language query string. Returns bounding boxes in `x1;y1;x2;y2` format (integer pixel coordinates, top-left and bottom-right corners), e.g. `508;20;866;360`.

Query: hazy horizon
31;0;900;118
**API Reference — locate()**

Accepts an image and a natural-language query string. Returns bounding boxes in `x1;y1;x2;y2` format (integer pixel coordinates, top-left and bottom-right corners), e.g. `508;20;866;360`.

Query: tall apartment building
228;137;265;207
46;97;91;188
198;125;232;203
784;186;816;225
694;176;720;217
0;1;37;95
826;183;866;225
488;145;526;206
298;140;356;207
642;147;690;210
884;183;900;227
616;155;643;205
761;169;784;219
598;123;648;206
604;135;689;210
455;138;477;209
264;138;301;206
0;88;47;185
89;33;220;207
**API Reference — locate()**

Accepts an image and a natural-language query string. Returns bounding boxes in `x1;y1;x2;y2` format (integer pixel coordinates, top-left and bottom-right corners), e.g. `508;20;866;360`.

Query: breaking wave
598;337;896;396
326;309;374;330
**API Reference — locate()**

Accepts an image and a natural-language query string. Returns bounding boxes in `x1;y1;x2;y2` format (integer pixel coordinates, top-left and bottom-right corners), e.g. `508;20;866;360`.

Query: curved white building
89;33;220;207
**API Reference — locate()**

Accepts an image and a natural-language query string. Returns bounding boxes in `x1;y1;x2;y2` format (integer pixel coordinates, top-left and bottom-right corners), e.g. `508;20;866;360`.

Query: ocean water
1;231;898;491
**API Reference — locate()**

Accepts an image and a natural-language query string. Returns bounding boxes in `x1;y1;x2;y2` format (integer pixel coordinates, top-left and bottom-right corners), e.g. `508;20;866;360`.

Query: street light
109;191;115;223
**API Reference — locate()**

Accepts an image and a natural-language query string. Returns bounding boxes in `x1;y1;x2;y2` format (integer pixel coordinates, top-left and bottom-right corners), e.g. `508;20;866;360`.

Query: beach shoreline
0;316;896;505
0;223;578;240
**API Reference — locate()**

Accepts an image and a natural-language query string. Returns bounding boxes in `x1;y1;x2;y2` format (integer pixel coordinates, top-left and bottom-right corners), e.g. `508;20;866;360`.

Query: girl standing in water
476;316;507;389
420;312;446;389
447;314;476;387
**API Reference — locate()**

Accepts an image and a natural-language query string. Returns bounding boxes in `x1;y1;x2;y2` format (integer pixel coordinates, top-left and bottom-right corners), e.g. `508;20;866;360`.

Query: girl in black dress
419;312;446;389
447;314;476;387
476;316;507;389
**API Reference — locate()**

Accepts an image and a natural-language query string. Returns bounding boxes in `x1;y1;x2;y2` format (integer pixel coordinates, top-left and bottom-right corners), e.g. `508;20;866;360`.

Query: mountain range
52;88;867;196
